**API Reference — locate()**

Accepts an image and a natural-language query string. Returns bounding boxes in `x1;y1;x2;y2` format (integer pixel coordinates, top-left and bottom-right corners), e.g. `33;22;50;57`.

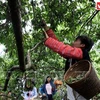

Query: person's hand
40;19;47;27
40;19;49;31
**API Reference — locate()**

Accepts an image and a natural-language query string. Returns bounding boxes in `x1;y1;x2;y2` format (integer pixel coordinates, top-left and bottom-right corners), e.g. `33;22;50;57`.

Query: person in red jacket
40;20;94;100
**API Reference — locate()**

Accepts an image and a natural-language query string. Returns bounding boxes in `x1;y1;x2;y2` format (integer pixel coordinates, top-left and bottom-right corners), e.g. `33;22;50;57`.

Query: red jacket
44;29;83;59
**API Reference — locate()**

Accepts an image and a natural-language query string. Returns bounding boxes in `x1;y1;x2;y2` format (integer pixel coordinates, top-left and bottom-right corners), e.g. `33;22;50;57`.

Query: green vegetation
0;0;100;99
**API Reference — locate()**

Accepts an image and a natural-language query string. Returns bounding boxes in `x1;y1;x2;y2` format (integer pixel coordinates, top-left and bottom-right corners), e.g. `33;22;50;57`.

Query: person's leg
47;94;53;100
42;95;48;100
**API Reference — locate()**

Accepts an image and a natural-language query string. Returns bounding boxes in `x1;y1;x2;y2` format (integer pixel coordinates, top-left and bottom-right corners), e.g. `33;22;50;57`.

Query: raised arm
40;20;83;59
45;37;83;59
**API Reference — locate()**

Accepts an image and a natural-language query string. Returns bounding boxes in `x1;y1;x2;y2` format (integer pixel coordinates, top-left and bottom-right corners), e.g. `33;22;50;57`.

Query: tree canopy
0;0;100;99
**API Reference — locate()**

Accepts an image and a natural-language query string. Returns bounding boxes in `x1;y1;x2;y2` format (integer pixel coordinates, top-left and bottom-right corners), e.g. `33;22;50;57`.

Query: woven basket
64;60;100;99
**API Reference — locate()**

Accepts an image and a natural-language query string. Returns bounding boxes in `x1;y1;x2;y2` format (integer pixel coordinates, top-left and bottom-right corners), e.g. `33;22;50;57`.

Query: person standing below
40;20;94;100
41;76;56;100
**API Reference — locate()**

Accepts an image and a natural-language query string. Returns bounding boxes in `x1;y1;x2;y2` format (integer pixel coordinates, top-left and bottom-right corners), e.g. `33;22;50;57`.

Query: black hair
25;78;33;91
45;76;52;84
75;35;94;52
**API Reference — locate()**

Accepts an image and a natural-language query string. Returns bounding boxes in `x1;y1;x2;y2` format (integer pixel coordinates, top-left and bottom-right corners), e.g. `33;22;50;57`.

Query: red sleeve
46;29;58;40
44;37;83;59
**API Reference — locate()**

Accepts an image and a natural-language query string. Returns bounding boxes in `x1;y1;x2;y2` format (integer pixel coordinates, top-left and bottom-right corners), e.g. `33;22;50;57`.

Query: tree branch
7;0;25;71
25;41;43;69
78;10;99;35
30;41;43;52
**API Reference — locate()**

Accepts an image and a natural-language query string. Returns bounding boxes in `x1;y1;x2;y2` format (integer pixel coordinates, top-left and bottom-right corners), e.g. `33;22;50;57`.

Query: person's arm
44;37;83;59
44;28;58;40
41;20;58;40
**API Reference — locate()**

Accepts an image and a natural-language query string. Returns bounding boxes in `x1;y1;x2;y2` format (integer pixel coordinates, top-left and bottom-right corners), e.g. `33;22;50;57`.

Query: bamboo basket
64;60;100;99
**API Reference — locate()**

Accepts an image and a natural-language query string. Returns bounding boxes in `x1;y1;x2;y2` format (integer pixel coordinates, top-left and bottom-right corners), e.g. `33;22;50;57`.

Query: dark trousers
47;94;53;100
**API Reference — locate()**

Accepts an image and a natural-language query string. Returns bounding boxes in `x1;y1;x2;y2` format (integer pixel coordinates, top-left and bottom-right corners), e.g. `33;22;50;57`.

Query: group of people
21;76;63;100
22;19;94;100
40;20;93;100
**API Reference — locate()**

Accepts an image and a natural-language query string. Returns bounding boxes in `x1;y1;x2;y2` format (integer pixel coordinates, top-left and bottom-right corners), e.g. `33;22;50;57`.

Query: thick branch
7;0;25;71
25;41;43;69
25;50;32;69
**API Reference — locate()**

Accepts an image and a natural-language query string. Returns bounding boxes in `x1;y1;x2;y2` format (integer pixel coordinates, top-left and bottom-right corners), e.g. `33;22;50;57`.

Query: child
41;20;94;100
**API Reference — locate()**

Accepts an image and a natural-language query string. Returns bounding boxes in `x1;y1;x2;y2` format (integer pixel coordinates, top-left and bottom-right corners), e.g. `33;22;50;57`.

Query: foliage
0;0;100;99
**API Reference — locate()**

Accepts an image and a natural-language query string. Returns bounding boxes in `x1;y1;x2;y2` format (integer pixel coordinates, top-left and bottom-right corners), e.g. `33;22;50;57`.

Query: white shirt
46;83;52;95
21;87;38;100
